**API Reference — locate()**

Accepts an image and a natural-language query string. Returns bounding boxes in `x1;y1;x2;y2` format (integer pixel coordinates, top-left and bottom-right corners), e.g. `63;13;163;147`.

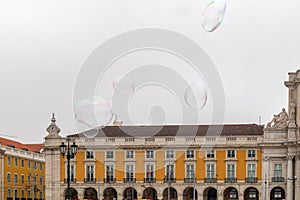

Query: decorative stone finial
45;113;61;138
51;113;56;123
112;114;123;126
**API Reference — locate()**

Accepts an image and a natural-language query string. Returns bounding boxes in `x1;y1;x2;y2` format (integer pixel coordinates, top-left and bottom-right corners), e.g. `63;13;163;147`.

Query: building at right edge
260;70;300;200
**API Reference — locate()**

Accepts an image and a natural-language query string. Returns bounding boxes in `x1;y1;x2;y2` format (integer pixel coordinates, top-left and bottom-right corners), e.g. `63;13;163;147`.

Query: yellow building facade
0;138;45;200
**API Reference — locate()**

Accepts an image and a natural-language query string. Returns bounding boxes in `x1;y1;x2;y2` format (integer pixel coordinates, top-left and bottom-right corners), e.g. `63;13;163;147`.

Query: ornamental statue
266;108;289;129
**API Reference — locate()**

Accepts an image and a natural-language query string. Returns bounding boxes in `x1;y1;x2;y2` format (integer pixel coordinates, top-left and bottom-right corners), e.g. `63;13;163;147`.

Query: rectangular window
14;189;17;198
126;164;134;180
40;177;43;186
146;164;154;179
8;189;11;198
21;190;25;198
33;161;37;169
28;174;31;184
33;176;36;183
21;159;24;168
14;157;18;167
40;162;43;170
21;174;24;184
7;173;11;182
106;151;114;159
274;164;282;178
146;150;154;159
28;160;31;169
166;150;174;159
126;150;134;159
227;150;235;158
106;165;114;181
227;164;235;178
186;150;194;158
7;156;11;165
40;191;43;199
86;165;94;181
27;190;30;198
86;151;94;159
186;164;194;178
206;164;215;178
248;150;256;158
247;164;256;178
166;164;174;179
206;150;215;158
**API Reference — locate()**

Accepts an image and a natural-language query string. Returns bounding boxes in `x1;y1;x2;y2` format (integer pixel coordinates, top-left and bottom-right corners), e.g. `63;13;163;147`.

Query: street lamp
60;138;78;200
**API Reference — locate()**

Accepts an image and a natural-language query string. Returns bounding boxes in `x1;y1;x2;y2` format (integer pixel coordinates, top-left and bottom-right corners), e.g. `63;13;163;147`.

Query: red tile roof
0;137;43;153
68;124;264;138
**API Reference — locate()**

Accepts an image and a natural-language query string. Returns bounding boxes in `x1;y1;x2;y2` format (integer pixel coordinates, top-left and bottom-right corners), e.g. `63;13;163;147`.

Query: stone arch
103;187;117;200
123;187;137;200
162;187;178;200
143;187;158;200
270;186;285;200
84;187;98;200
244;187;259;200
183;187;198;200
203;187;217;200
223;187;238;200
64;187;78;200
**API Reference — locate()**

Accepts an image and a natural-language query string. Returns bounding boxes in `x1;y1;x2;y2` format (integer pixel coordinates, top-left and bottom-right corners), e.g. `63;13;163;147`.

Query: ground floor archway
162;187;178;200
203;187;217;200
183;187;198;200
223;187;238;200
143;187;158;200
104;187;117;200
84;187;98;200
64;187;78;200
244;187;259;200
270;186;285;200
123;187;137;200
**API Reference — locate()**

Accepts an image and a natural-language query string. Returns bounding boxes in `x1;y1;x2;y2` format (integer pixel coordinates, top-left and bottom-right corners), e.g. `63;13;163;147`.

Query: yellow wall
60;148;262;183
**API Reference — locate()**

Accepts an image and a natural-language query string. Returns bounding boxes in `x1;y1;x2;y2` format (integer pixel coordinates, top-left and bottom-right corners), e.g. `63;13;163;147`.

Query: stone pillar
262;155;269;200
287;155;294;200
295;156;300;200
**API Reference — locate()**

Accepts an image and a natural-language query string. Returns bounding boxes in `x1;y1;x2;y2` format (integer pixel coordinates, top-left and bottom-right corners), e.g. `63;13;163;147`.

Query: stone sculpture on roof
266;108;289;129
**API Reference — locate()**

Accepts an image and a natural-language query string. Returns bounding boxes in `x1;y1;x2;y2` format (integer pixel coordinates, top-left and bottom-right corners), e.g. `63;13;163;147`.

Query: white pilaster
287;156;293;200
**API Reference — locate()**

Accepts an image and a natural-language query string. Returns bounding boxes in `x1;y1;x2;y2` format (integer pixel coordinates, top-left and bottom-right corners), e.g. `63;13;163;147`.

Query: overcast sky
0;0;299;143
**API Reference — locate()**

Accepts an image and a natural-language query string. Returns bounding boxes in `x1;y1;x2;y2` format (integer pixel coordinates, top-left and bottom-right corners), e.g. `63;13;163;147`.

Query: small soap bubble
75;96;113;134
113;76;135;95
202;0;227;32
184;83;208;110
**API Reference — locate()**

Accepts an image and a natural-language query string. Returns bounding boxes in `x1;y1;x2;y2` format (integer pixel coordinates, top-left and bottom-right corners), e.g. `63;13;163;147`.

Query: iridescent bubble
201;0;227;32
75;96;113;133
184;83;208;110
113;76;135;95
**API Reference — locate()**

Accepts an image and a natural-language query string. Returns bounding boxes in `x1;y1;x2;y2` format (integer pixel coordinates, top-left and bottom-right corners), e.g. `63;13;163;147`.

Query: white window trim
226;150;236;158
226;163;236;178
145;163;155;178
125;164;135;178
105;164;115;178
247;149;257;159
85;151;95;159
166;150;175;159
65;164;76;180
186;150;195;159
185;163;195;178
106;150;114;159
206;150;215;159
206;163;216;178
85;164;95;179
145;150;155;159
246;163;257;178
165;163;176;177
126;150;135;159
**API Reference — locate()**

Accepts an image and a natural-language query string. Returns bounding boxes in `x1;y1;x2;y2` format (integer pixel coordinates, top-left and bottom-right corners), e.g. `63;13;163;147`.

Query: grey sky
0;0;299;143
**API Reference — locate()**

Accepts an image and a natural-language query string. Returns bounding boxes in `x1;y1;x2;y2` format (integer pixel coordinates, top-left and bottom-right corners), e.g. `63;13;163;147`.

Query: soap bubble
113;76;135;95
74;96;113;133
202;0;227;32
184;83;208;110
